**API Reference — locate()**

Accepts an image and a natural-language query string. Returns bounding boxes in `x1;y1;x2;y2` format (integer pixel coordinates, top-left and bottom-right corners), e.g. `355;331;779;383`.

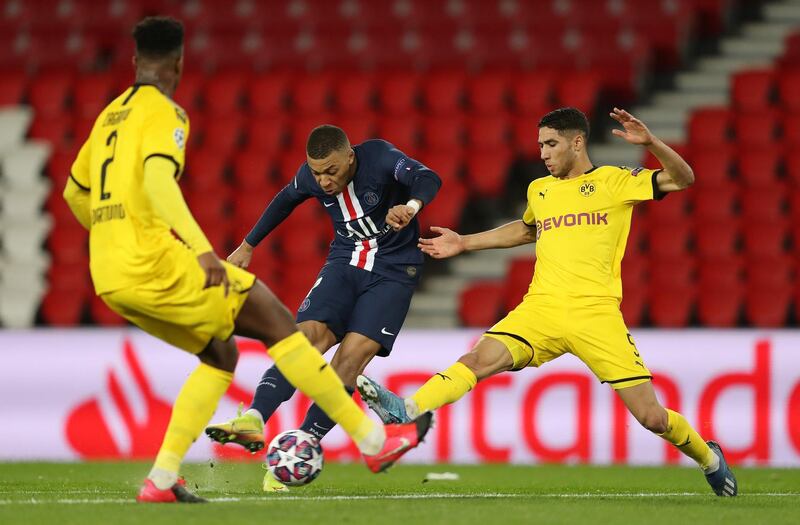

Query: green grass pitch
1;462;799;524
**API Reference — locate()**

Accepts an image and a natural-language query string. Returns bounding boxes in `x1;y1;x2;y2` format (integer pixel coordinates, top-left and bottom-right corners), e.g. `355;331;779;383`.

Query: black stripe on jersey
122;85;140;106
485;330;536;370
602;375;653;385
144;153;181;179
651;169;667;201
69;173;90;191
523;219;536;227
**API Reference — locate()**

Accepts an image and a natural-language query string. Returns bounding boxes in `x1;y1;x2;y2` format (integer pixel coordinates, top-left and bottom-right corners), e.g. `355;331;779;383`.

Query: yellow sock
269;331;377;451
410;362;477;414
658;409;716;470
154;363;233;475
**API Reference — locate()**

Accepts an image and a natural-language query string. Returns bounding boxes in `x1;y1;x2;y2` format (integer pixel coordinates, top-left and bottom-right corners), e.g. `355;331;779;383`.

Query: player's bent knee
638;409;668;434
235;280;297;346
197;338;239;373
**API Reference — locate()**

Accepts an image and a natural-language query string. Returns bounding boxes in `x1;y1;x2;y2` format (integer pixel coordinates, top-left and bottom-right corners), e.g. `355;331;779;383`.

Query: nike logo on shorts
324;201;335;207
381;327;395;336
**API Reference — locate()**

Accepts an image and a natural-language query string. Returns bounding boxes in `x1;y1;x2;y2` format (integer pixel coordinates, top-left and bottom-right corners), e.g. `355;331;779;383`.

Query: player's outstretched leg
616;382;738;497
138;338;238;503
357;375;411;424
234;280;431;471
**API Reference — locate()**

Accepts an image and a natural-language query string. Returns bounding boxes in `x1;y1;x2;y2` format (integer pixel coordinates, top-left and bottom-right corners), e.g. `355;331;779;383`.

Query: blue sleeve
244;167;311;247
381;141;442;206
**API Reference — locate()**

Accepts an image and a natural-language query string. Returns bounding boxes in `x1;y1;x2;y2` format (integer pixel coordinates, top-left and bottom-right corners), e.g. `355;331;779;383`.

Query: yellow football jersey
522;165;663;300
70;83;190;294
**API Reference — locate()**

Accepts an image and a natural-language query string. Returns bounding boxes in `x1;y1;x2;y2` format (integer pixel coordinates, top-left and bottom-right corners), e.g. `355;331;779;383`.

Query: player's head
537;107;590;178
132;17;184;98
306;125;355;195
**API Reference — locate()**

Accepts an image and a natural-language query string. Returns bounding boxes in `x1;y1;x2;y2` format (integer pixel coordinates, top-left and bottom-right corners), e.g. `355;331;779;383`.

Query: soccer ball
266;430;324;486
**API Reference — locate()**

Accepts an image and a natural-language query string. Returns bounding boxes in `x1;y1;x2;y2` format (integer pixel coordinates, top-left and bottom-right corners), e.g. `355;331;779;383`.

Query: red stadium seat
555;71;600;116
463;148;512;198
73;73;117;119
291;73;333;115
688;107;732;146
740;185;787;222
172;71;205;112
377;72;421;115
288;113;335;148
742;220;789;257
621;253;648;286
649;255;695;289
232;150;276;192
698;255;744;290
201;114;244;156
510;72;555;115
40;289;86;326
645;190;689;223
418;182;466;233
422;115;465;150
332;113;377;145
421;70;466;115
511;116;541;157
745;285;791;327
777;70;800;112
733;111;780;145
467;72;510;114
466;114;511;149
503;257;535;311
696;285;743;327
731;69;776;111
247;72;292;116
376;114;421;154
620;281;646;327
28;115;74;151
28;70;74;118
783;112;800;145
48;224;88;265
736;146;783;187
694;221;740;259
204;72;247;115
459;281;504;327
745;254;794;289
244;115;289;154
646;221;692;258
691;186;738;222
688;145;734;188
415;149;462;186
788;155;800;187
648;284;695;328
184;150;228;192
332;72;375;114
0;71;26;105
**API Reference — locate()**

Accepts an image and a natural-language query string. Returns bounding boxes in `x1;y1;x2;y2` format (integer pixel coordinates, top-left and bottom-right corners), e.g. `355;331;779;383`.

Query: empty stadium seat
688;144;734;188
73;72;117;118
247;72;292;116
510;72;555;115
204;72;248;115
777;70;800;111
731;69;776;111
421;70;466;115
648;284;695;328
692;186;738;222
620;281;646;327
467;72;510;114
697;285;743;327
736;146;784;187
688;108;732;146
459;280;504;327
0;71;26;105
646;221;692;258
464;148;512;198
733;111;780;145
466;114;511;149
332;72;375;113
694;221;740;259
503;256;535;311
745;285;791;327
39;289;86;326
742;220;789;257
422;115;465;150
377;72;421;115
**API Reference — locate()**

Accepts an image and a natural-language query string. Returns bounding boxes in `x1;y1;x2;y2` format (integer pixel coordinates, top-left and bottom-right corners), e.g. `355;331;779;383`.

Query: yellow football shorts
101;245;257;354
484;295;652;390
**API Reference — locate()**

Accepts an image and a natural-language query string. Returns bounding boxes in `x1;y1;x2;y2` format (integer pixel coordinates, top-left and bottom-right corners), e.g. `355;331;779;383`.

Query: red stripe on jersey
341;186;358;219
357;240;369;268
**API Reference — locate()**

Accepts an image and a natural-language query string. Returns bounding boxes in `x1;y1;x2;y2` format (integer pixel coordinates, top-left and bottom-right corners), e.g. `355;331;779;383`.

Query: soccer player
205;125;441;490
62;17;431;504
357;107;739;497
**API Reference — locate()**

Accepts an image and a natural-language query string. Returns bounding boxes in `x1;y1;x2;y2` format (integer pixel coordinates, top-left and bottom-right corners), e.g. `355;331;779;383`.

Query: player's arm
229;172;310;268
63;140;92;230
383;142;442;231
418;220;536;259
610;107;694;193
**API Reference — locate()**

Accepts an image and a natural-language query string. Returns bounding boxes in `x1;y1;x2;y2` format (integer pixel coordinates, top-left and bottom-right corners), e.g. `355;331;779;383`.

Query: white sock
148;467;179;490
702;450;720;474
357;423;386;456
404;398;420;419
244;408;264;424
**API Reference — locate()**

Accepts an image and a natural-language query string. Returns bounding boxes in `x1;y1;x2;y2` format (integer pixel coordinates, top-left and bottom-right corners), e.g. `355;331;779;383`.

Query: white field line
0;492;799;505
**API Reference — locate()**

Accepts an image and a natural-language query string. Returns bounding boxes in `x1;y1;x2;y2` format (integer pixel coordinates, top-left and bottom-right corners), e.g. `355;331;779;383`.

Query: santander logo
66;339;172;459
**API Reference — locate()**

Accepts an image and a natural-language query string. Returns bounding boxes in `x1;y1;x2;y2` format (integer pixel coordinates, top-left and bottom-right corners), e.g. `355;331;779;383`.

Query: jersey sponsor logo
364;191;379;205
579;181;596;197
102;108;131;127
535;212;608;240
173;128;185;150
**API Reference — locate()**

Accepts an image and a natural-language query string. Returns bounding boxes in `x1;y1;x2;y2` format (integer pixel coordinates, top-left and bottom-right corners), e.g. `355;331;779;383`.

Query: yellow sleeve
522;181;536;226
607;166;665;205
141;102;189;180
70;138;91;191
143;155;212;254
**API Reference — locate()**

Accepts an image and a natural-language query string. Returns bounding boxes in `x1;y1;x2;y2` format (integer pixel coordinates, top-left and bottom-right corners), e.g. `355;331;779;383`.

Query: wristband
406;200;421;215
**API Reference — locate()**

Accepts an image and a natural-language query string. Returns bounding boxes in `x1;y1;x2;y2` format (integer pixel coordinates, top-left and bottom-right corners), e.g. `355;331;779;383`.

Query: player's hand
227;241;254;269
418;226;465;259
198;251;230;296
610;107;655;146
386;204;416;232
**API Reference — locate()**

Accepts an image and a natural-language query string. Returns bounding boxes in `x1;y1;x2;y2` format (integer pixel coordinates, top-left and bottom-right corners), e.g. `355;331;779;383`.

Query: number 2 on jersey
100;130;118;201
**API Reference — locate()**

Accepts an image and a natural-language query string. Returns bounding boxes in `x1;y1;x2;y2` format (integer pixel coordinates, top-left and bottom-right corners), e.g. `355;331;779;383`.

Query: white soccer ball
266;430;324;486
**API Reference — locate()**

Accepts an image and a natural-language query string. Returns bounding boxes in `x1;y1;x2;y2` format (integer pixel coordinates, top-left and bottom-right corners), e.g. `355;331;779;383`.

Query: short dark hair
306;125;349;159
538;107;590;140
133;17;184;59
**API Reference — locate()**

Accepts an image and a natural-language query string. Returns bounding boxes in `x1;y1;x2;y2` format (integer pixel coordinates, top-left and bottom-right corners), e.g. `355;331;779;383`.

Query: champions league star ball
266;430;324;486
